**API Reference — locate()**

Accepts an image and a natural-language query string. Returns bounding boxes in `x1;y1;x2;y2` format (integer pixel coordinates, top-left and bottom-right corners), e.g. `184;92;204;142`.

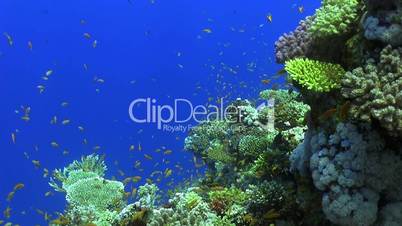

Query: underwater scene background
1;0;402;225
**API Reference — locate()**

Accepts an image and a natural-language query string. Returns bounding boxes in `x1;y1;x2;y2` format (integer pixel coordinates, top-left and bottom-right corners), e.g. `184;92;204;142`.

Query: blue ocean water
0;0;320;224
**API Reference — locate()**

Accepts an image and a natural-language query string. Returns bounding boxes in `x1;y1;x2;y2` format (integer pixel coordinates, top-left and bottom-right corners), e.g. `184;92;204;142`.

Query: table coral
285;58;345;92
49;155;126;226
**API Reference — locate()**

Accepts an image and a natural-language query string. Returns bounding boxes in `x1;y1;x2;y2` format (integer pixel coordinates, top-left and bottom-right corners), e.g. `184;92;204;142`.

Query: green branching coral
285;58;345;92
309;0;361;38
208;188;246;207
183;191;203;210
207;141;234;164
247;148;291;179
238;134;269;157
208;187;247;223
246;181;295;217
341;45;402;137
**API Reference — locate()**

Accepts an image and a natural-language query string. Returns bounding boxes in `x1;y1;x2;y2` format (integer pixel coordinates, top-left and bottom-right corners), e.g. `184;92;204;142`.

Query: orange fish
202;28;212;33
261;79;271;85
83;33;91;39
339;101;351;121
319;108;337;121
266;14;273;22
28;41;33;50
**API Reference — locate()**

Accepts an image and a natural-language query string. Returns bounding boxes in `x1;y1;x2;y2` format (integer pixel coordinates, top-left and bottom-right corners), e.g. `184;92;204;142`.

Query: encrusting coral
291;123;402;226
363;0;402;46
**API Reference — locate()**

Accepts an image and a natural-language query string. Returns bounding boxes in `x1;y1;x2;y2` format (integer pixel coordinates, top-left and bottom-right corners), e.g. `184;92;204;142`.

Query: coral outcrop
341;45;402;137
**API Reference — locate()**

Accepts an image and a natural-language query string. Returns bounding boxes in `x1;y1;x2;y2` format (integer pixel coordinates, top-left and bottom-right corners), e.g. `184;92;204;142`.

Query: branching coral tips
285;58;345;92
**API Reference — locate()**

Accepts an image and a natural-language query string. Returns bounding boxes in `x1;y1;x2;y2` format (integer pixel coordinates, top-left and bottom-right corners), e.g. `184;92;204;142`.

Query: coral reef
50;1;402;226
278;0;402;225
182;91;322;225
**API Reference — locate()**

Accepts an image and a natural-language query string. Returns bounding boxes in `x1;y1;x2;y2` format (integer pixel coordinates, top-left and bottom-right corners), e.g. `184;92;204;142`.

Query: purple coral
274;16;314;64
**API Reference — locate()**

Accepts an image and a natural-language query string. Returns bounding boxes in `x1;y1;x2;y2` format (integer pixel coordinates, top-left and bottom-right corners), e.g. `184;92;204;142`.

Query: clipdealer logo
128;98;275;132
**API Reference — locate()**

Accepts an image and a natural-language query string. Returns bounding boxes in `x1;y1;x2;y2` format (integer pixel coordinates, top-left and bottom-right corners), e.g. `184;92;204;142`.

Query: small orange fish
144;154;153;160
202;28;212;33
146;178;153;184
44;191;54;197
319;108;337;121
118;169;125;177
32;160;41;169
62;119;70;125
6;191;15;202
261;79;271;85
263;209;281;220
3;207;11;218
51;141;59;148
122;177;132;185
298;6;305;14
3;32;13;46
11;133;16;144
28;41;33;50
164;168;173;177
266;14;273;23
134;160;141;168
43;168;49;178
83;33;91;39
163;149;172;155
131;188;137;198
339;101;351;121
132;176;142;182
13;183;25;191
